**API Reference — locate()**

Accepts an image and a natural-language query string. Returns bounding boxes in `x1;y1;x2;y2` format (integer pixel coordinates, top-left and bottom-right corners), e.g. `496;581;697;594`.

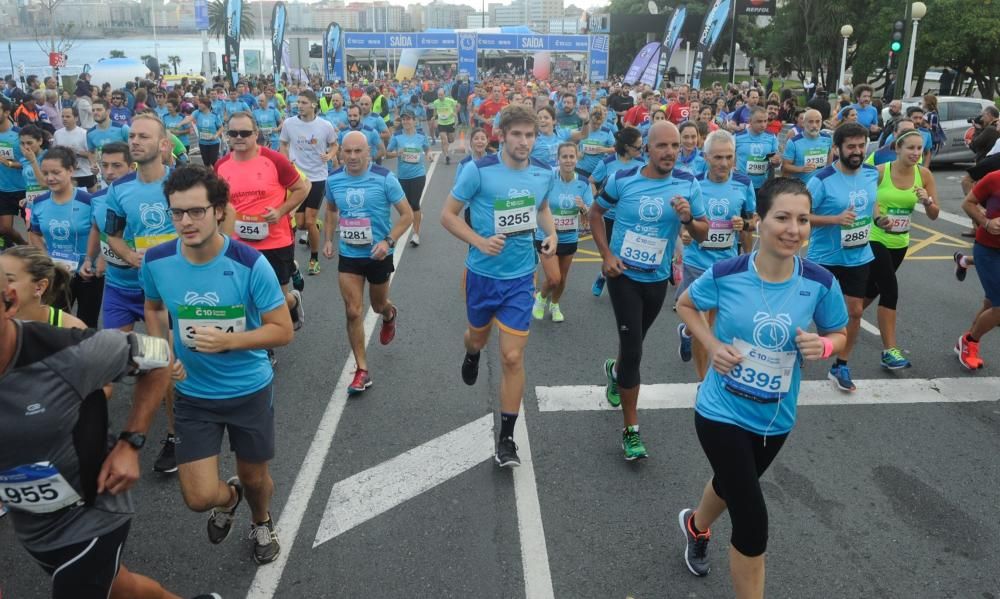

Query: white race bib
340;217;373;245
493;196;537;236
49;249;81;273
99;232;128;267
883;207;911;234
0;146;14;161
582;142;603;155
701;220;735;250
620;230;667;271
804;152;827;168
235;214;270;241
401;147;421;164
552;206;580;232
724;338;796;403
746;158;768;175
840;217;871;248
0;462;83;514
177;305;246;349
199;131;215;141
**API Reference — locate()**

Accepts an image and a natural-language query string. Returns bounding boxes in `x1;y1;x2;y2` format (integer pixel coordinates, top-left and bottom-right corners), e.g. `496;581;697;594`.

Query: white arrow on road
314;414;495;547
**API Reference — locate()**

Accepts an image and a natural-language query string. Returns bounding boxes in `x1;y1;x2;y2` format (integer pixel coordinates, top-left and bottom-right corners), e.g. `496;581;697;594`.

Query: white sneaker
410;234;420;247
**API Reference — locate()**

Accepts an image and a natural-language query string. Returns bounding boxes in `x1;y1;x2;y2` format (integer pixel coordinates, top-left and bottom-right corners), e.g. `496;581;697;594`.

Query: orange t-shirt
215;146;301;250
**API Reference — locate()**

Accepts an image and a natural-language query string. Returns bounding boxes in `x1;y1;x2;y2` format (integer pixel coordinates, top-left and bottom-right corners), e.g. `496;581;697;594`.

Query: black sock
967;333;979;343
466;350;480;360
835;358;848;367
310;252;318;261
499;412;518;439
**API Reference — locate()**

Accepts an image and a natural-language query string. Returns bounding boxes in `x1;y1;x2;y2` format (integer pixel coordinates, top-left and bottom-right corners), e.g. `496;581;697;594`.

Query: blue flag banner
623;42;660;86
655;4;687;89
324;22;342;82
271;2;286;83
691;0;730;90
457;32;477;82
224;0;242;86
589;34;609;83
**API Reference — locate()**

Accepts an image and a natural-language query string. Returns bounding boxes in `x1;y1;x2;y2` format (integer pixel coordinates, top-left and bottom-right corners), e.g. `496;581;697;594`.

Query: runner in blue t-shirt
531;142;593;323
339;105;385;163
676;130;756;379
675;176;848;585
385;110;431;246
0;98;26;245
806;123;879;393
162;99;194;152
441;104;557;468
194;98;224;168
90;141;133;288
576;105;616;176
734;106;780;190
252;96;283;151
223;89;251;123
588;127;645;297
322;130;413;396
141;164;293;566
781;109;832;182
677;121;708;178
86;100;130;155
591;121;707;461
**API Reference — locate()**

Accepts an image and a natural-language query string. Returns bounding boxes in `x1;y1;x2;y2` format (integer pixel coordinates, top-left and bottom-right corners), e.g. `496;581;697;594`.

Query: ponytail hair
3;245;72;307
613;126;641;156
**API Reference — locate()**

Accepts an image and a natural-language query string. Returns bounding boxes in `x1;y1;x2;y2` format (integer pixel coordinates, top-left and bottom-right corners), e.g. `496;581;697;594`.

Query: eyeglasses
169;206;212;221
629;144;643;152
227;130;255;138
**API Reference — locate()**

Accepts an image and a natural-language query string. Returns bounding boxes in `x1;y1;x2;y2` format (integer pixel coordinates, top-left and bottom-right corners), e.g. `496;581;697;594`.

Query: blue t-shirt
30;188;93;270
597;166;705;283
782;132;833;183
842;103;879;129
211;99;226;120
338;125;382;160
252;107;282;149
322;108;349;131
162;113;192;147
590;155;645;221
362;114;388;136
531;130;569;167
325;164;406;259
577;126;615;174
387;131;429;181
140;236;284;399
451;153;556;280
806;164;879;268
734;129;779;189
676;148;707;178
87;122;129;152
153;105;169;119
223;100;251;120
688;254;849;435
285;95;299;116
535;172;593;244
0;128;24;192
109;106;132;126
194;111;223;146
239;93;258;108
405;103;427;121
683;173;756;271
104;170;175;291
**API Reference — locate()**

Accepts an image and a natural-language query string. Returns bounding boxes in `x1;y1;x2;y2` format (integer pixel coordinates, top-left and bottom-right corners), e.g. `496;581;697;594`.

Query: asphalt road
1;158;998;599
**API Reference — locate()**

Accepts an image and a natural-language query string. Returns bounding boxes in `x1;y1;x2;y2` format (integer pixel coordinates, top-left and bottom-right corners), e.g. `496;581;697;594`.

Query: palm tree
167;55;181;74
208;0;256;41
109;49;126;58
140;54;154;63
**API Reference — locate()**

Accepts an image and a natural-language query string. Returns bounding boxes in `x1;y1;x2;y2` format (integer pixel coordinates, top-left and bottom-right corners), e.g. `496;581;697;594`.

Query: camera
968;115;984;126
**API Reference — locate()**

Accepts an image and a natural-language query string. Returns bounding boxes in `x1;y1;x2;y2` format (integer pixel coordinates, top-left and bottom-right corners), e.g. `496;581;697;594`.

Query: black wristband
681;217;693;225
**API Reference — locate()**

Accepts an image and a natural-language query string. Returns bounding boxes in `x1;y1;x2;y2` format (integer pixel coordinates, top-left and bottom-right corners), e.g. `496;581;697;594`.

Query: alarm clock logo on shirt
345;187;366;209
557;193;576;210
752;311;792;350
48;219;71;242
707;197;730;220
183;291;220;307
139;202;168;230
848;189;869;213
638;195;663;222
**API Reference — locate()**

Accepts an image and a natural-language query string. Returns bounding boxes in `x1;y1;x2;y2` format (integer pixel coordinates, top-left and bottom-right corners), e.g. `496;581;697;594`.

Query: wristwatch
383;235;396;248
117;431;146;450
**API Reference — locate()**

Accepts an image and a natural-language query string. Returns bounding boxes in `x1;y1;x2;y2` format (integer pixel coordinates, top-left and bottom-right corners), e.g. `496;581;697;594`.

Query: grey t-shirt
278;115;338;182
0;322;134;552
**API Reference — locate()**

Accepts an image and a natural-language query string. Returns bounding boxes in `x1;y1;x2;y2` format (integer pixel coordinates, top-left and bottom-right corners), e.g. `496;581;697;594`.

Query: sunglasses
227;130;255;138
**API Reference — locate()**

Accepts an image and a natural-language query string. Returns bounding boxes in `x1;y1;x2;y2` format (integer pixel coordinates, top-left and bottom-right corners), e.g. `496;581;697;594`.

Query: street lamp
839;24;853;93
903;2;927;97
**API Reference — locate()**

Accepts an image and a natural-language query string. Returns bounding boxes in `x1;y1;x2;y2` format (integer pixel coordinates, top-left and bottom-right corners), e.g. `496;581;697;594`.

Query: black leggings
865;241;907;309
199;142;221;168
56;274;104;328
399;175;426;212
695;413;787;557
27;519;130;599
606;274;668;388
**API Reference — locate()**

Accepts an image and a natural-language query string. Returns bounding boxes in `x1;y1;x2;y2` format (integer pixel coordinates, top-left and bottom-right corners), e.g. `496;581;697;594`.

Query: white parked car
882;96;996;164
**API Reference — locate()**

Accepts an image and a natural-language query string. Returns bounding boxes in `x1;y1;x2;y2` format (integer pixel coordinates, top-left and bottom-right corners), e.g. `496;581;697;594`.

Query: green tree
208;0;256;41
167;55;181;74
109;49;126;58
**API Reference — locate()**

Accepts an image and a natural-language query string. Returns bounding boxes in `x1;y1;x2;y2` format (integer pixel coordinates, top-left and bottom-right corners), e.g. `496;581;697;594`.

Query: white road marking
915;203;970;227
512;409;555;599
535;377;1000;412
860;317;881;336
313;415;495;547
247;154;440;599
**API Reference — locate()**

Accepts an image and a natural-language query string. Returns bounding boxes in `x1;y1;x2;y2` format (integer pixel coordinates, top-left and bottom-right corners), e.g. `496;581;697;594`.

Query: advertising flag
323;22;343;83
271;2;286;83
623;42;661;86
690;0;730;90
655;4;687;89
223;0;242;86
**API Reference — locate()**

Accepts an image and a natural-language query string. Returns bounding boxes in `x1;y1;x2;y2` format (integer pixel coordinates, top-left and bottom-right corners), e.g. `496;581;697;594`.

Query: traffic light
890;20;905;53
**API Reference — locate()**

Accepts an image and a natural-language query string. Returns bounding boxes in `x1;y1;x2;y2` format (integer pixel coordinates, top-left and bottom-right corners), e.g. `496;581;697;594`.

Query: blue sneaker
827;364;856;392
592;274;606;297
880;347;912;370
677;323;692;362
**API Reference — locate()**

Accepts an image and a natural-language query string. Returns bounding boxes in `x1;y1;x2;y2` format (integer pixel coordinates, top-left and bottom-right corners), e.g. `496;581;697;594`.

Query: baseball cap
322;86;333;95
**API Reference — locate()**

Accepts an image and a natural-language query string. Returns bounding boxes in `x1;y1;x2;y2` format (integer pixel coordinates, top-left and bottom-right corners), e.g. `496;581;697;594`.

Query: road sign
48;52;67;68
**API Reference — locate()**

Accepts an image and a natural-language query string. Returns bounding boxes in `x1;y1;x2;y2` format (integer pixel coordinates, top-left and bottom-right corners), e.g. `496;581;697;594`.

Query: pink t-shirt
215;146;301;250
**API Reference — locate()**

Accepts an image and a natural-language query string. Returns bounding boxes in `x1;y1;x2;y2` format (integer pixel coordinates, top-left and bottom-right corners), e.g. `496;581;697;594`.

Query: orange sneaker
955;333;985;370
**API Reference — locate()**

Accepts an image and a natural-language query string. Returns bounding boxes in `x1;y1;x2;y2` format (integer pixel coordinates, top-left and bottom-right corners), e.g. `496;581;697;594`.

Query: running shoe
591;274;606;297
954;252;968;282
297;231;308;245
549;303;565;323
956;333;985;370
348;368;373;395
290;290;304;332
379;306;397;345
495;436;521;468
308;259;321;276
677;323;693;362
621;427;648;461
462;352;480;385
604;359;620;407
410;233;420;247
191;594;223;599
153;435;178;473
828;364;857;392
880;347;911;370
445;155;451;165
291;261;305;292
532;292;547;320
678;508;711;577
207;477;243;545
249;515;281;565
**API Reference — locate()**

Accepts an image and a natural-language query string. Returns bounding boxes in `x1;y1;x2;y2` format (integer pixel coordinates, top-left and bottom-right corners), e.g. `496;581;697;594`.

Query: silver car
881;96;995;164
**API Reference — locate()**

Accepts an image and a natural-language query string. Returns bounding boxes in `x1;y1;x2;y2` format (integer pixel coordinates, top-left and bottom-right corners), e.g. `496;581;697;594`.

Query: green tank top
47;306;65;327
870;160;922;250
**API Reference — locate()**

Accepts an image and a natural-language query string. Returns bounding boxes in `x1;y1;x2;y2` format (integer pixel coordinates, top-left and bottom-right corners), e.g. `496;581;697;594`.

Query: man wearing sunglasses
110;92;133;126
141;164;294;566
217;111;309;340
